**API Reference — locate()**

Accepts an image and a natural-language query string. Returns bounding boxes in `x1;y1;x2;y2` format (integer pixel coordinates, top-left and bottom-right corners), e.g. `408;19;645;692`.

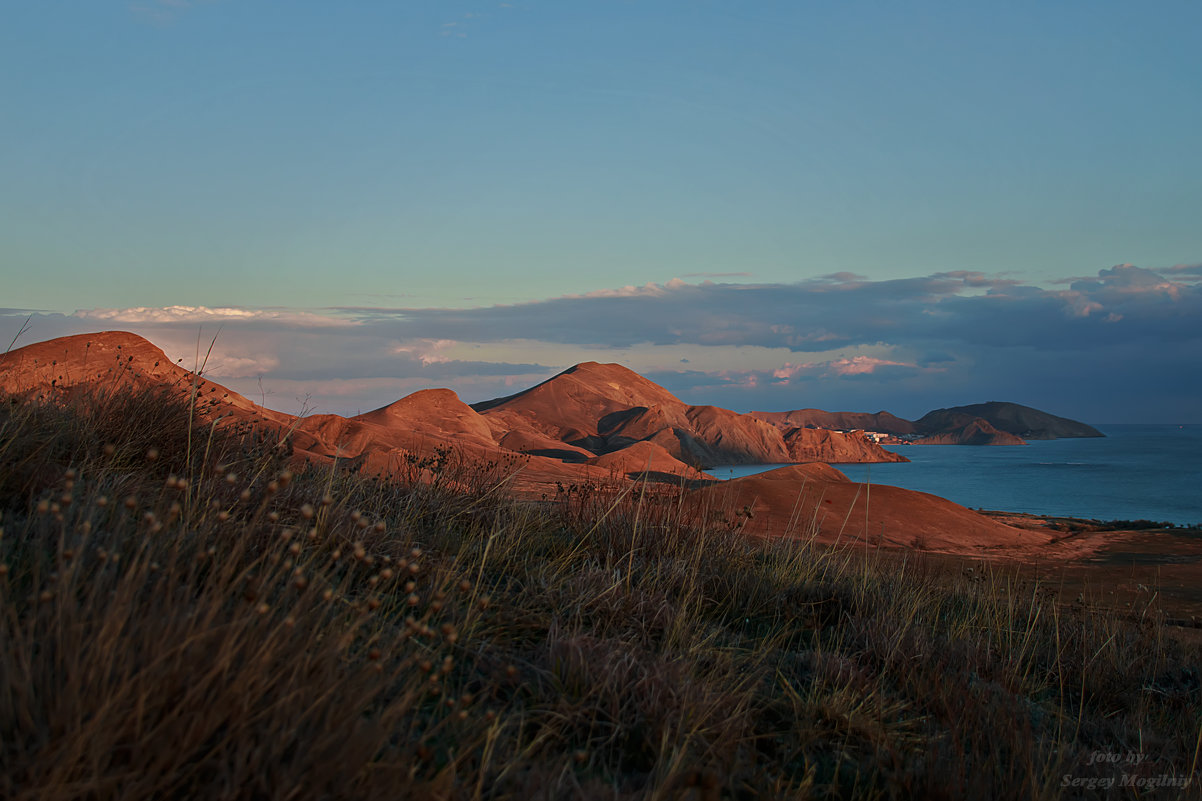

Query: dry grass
1;384;1200;799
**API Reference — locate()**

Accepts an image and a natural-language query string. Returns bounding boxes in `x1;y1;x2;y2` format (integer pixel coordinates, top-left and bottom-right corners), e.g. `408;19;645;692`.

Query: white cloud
771;355;915;381
74;305;350;327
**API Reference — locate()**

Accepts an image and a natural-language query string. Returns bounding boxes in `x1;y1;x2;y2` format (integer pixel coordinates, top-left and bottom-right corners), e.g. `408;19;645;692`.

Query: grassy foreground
1;385;1200;800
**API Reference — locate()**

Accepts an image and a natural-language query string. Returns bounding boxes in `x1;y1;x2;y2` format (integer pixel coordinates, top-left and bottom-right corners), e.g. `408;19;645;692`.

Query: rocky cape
1;331;1057;554
752;401;1101;446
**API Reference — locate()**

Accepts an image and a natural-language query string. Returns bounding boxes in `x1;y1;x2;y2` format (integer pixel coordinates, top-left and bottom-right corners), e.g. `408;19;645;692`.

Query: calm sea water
710;425;1202;526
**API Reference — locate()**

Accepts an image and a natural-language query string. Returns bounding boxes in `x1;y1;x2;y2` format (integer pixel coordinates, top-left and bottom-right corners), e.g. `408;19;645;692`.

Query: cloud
772;356;918;381
75;305;350;328
4;264;1200;422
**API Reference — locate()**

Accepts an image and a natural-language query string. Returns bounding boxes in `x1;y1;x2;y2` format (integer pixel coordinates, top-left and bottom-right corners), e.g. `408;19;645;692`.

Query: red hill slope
691;464;1048;551
751;409;917;435
472;362;905;467
0;331;281;424
3;332;1042;553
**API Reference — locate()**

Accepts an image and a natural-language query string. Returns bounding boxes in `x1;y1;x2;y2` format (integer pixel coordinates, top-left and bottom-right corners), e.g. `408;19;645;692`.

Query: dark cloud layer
347;266;1198;354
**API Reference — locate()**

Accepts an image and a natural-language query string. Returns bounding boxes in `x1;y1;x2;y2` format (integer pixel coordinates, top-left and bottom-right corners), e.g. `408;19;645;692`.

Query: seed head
300;504;314;520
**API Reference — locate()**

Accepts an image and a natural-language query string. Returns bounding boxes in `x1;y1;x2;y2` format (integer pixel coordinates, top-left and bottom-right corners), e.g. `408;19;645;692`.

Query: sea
709;424;1202;527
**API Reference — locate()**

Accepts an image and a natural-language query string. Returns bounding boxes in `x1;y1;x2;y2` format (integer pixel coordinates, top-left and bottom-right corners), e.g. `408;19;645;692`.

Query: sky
2;1;1200;422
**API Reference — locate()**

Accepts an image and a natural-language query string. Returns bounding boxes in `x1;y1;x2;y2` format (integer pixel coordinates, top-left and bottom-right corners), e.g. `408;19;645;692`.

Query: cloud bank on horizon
4;264;1199;424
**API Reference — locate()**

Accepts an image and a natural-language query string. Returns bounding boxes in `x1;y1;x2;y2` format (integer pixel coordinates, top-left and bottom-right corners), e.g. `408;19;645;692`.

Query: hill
751;408;917;435
3;331;1056;552
471;362;907;467
754;400;1100;446
916;401;1104;440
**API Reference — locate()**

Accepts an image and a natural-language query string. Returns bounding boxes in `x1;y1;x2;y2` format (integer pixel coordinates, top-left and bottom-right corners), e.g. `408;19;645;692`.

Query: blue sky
2;1;1200;421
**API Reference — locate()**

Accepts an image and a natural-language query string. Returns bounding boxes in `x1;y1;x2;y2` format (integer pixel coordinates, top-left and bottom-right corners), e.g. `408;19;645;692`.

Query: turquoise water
709;425;1202;526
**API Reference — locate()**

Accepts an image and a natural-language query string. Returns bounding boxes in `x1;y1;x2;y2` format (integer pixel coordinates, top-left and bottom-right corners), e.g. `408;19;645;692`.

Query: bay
709;424;1202;526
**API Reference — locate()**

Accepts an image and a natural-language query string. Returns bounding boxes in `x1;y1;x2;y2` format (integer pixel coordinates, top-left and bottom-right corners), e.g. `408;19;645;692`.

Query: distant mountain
471;362;907;467
915;402;1103;440
750;409;917;435
754;400;1100;445
910;418;1026;446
